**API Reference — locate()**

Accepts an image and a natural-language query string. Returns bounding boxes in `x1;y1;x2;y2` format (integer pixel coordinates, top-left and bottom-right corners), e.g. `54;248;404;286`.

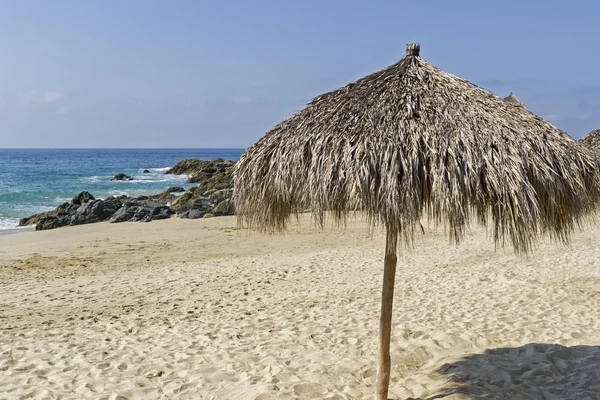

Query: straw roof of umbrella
233;43;599;399
580;128;600;156
235;44;598;254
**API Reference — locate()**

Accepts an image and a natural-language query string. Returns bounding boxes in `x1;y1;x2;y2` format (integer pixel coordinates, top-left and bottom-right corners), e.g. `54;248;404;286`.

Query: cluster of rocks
19;191;175;231
19;159;236;231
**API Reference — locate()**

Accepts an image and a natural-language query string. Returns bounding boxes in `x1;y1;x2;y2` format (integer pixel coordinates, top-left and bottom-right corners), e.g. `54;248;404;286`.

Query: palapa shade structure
234;43;598;399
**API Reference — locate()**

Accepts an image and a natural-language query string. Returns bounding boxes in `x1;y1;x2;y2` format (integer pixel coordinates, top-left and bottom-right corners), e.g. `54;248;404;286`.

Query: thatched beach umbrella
234;43;598;399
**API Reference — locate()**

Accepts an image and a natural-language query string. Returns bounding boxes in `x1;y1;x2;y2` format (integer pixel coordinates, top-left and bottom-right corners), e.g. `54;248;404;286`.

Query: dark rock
170;186;205;211
172;180;235;218
188;163;234;189
166;186;185;193
111;173;133;181
72;191;95;205
177;196;215;219
109;206;136;223
105;195;128;202
206;188;233;203
110;201;173;223
35;215;72;231
166;159;234;189
165;159;209;175
70;199;123;226
192;198;214;210
143;169;150;173
146;188;181;205
177;209;207;219
18;202;70;227
213;199;234;216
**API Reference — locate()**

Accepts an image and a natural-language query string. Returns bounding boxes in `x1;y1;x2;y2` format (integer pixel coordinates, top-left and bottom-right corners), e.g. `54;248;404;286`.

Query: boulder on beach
70;198;122;226
111;173;133;181
174;188;234;219
18;202;71;227
110;201;173;223
72;191;95;205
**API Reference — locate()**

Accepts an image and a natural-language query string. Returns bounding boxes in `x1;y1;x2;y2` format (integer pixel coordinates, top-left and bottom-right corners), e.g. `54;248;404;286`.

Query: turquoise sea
0;148;244;232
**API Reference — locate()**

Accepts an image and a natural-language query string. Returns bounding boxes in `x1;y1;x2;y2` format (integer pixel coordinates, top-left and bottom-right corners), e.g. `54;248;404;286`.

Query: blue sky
1;0;599;148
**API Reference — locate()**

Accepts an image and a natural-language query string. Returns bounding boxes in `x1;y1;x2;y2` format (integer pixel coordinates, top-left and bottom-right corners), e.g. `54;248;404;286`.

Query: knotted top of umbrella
503;92;530;111
234;43;599;253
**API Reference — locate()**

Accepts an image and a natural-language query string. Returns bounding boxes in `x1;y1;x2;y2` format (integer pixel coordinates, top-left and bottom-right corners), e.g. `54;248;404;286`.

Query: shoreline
0;225;35;236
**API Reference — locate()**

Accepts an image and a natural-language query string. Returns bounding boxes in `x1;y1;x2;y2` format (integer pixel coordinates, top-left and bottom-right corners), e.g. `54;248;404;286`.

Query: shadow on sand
426;343;600;400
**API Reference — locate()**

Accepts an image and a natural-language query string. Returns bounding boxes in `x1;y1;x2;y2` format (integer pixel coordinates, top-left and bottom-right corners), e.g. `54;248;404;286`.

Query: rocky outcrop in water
166;158;234;189
111;173;133;181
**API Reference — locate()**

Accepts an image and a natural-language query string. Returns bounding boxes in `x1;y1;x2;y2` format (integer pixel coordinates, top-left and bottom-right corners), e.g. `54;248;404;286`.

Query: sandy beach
1;215;599;399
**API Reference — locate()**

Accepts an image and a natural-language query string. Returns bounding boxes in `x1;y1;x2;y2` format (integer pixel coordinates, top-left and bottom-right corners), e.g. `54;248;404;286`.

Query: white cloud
17;90;66;105
57;105;70;114
232;94;251;105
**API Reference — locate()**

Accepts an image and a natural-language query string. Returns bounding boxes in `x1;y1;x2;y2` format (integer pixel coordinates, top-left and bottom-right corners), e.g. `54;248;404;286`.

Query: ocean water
0;148;244;231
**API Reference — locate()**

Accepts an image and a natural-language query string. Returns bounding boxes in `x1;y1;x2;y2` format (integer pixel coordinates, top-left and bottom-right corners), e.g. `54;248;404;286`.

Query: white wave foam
81;176;104;183
81;174;186;185
0;224;35;236
0;217;20;230
103;189;157;198
130;176;188;183
5;204;55;214
145;167;170;172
